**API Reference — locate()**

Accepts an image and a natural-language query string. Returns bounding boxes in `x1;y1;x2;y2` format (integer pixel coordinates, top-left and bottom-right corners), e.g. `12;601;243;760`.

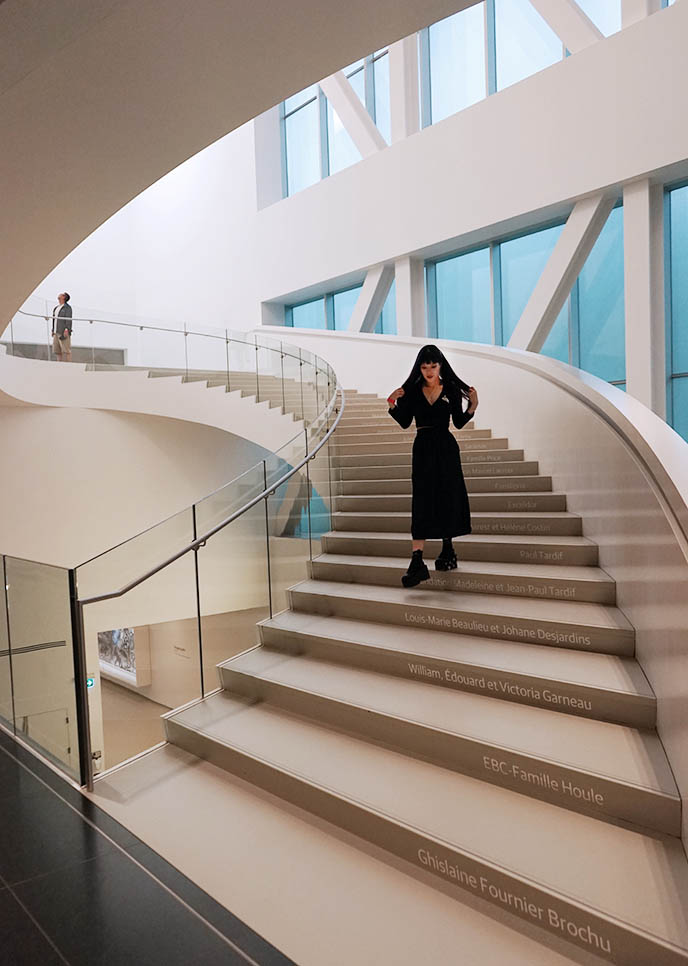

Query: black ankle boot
435;540;458;572
401;550;429;588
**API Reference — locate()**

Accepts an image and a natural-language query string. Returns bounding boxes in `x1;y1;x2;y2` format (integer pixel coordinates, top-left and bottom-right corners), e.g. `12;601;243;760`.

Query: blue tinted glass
284;84;319;115
672;377;688;442
344;58;366;75
333;286;362;331
578;206;625;382
348;68;365;106
428;4;486;123
436;248;491;343
540;305;569;364
495;0;562;91
576;0;621;35
285;101;320;195
499;224;564;343
670;186;688;374
375;281;397;335
373;53;391;144
291;298;326;329
327;100;362;175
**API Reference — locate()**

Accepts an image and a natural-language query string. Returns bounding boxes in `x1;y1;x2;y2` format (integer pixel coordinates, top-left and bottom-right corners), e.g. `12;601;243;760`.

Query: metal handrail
11;307;309;364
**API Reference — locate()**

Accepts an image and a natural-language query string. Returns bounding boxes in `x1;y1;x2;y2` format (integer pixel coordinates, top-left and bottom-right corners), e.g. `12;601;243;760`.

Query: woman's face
420;361;440;384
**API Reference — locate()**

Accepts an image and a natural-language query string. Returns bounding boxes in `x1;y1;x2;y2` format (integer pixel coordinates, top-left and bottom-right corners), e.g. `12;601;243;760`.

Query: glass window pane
375;281;397;335
344;58;366;75
436;248;492;343
428;4;486;123
541;305;569;364
0;562;12;728
672;377;688;442
348;67;366;107
285;101;320;195
495;0;562;91
333;286;362;331
670;185;688;375
284;84;319;115
291;298;326;329
327;100;362;174
373;53;391;144
576;0;621;36
578;206;625;382
499;224;564;344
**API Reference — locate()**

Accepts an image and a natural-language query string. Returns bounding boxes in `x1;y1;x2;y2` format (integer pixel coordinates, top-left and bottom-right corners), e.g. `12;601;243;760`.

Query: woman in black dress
387;345;479;588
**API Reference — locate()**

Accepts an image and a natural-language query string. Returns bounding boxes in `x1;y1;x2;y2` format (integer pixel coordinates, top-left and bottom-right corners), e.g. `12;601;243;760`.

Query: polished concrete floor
0;727;294;965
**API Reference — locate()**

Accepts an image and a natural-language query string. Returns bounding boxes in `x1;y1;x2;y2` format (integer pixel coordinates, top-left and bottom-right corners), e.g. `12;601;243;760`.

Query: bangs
418;345;443;365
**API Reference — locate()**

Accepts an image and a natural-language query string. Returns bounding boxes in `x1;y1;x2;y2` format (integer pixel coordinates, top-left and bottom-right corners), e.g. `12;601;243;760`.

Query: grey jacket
52;304;73;335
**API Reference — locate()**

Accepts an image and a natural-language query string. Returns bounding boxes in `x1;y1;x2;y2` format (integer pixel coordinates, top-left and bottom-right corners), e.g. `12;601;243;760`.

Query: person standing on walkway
52;292;73;361
387;344;479;588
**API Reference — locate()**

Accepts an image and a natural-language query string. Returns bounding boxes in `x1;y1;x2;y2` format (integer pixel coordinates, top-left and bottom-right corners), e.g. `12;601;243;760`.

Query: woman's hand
467;386;479;413
387;387;405;406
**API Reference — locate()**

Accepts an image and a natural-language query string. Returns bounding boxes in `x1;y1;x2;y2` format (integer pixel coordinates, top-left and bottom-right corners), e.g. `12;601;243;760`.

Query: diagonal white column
319;72;387;158
508;194;615;352
528;0;603;52
395;257;426;338
389;36;420;143
623;179;666;417
348;264;395;333
622;0;662;27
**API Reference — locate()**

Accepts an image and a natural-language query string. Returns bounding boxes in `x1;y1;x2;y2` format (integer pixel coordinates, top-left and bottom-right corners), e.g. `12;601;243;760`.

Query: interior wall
0;405;267;567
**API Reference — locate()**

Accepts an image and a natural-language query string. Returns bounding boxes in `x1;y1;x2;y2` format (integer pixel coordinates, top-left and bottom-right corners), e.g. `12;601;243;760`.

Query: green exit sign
86;677;95;689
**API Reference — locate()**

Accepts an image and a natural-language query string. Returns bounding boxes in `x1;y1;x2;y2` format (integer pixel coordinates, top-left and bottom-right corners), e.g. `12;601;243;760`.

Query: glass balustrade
0;306;343;785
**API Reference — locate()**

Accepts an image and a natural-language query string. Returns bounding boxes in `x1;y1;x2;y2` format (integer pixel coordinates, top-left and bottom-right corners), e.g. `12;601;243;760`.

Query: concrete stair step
339;475;553;494
339;460;541;479
332;438;509;455
333;510;582;537
334;492;566;513
219;647;677;835
310;553;614;604
321;530;599;565
165;694;688;965
336;423;492;438
288;579;634;655
259;610;655;727
332;449;525;468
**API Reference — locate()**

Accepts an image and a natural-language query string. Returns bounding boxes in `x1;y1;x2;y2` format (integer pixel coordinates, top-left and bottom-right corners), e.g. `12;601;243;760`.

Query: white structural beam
623;179;666;417
319;72;387;158
389;36;420;143
348;264;395;333
528;0;603;52
622;0;662;28
395;257;426;338
509;194;615;352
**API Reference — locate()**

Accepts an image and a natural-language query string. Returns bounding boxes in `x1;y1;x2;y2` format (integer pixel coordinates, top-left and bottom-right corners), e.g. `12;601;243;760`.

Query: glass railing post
69;572;93;789
1;556;16;730
184;323;189;381
254;340;260;402
263;461;273;618
225;329;231;392
304;427;314;560
299;350;305;424
191;504;205;699
89;320;95;368
280;346;286;413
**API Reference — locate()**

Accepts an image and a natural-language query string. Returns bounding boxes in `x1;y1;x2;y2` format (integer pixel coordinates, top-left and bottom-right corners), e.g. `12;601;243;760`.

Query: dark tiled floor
0;729;295;966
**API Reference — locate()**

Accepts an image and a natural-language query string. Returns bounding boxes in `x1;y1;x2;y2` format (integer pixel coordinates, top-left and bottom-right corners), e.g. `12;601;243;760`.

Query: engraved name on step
483;756;605;806
416;849;612;956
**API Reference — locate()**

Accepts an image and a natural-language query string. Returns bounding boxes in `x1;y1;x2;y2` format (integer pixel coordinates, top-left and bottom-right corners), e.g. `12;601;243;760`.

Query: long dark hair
402;345;471;400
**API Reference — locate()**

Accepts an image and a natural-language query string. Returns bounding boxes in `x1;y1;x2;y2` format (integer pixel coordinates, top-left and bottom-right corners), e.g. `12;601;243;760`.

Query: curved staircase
165;391;688;966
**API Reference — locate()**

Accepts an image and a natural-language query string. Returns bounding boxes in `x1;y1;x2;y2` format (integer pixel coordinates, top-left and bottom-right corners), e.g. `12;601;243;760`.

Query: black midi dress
389;384;474;540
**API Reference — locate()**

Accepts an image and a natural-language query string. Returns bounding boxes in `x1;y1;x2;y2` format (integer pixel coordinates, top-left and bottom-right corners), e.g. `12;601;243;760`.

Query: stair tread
292;579;634;632
324;530;597;547
171;693;688;949
334;510;580;521
315;553;611;583
224;648;675;797
337;492;566;501
261;611;653;698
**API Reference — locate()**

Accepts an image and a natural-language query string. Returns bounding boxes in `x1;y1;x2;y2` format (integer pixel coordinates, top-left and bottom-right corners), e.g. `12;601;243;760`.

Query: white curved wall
0;404;268;568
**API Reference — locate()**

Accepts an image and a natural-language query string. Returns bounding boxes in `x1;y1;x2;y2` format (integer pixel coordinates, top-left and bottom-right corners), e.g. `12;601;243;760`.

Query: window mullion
485;0;497;96
318;86;330;180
